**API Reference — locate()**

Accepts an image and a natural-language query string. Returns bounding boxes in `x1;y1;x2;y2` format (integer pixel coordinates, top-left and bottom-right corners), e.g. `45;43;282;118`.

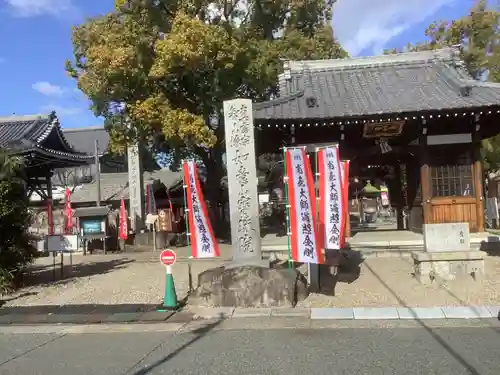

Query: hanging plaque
363;121;404;138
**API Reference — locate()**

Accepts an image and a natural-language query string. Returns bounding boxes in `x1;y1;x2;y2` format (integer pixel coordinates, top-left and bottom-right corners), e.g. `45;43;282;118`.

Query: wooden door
426;146;479;232
429;197;478;232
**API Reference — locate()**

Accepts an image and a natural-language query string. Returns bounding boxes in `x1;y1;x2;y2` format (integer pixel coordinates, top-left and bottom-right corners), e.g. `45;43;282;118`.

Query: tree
385;0;500;176
53;167;86;192
384;0;500;80
66;0;347;235
0;152;36;294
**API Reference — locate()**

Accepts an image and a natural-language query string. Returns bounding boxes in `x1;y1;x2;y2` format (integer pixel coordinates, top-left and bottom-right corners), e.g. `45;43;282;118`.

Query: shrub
0;153;36;294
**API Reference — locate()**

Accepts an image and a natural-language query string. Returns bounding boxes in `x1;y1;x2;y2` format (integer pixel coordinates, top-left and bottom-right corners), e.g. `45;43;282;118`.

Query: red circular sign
160;249;177;266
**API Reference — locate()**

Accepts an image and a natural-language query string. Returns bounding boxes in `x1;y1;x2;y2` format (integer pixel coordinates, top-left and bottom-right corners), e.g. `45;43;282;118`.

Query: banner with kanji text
318;145;345;250
285;148;323;264
183;161;220;258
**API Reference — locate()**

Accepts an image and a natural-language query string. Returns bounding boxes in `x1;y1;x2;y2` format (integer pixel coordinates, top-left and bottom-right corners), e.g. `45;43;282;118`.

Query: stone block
412;251;485;285
101;313;142;323
310;308;354;320
486;306;500;318
49;313;106;324
423;223;470;252
397;307;445;320
271;307;310;317
441;306;492;319
233;308;271;318
353;307;399;320
412;251;485;262
189;265;309;308
166;311;195;323
190;307;234;319
138;311;174;322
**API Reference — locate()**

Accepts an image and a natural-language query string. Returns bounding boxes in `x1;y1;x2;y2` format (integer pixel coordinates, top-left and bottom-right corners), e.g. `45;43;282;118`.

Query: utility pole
94;139;101;206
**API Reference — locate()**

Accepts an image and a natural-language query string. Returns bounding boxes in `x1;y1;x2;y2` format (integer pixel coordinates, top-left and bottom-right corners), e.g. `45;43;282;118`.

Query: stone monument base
224;258;270;270
412;251;485;285
188;265;308;308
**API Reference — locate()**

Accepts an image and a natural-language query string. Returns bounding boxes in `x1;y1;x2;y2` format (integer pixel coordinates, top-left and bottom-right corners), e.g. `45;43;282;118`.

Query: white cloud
41;104;82;116
5;0;79;18
332;0;457;56
32;81;66;97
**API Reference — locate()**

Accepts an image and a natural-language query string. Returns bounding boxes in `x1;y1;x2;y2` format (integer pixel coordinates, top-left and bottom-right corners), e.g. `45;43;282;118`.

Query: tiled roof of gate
253;48;500;121
0;115;51;149
70;170;183;203
63;126;110;155
0;113;93;160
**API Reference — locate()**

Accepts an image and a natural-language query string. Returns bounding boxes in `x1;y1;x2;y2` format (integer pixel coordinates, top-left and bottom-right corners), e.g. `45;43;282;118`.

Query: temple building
252;47;500;242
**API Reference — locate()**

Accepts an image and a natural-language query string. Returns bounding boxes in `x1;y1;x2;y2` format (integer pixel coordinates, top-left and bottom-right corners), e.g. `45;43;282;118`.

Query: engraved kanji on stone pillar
223;99;261;262
127;143;144;233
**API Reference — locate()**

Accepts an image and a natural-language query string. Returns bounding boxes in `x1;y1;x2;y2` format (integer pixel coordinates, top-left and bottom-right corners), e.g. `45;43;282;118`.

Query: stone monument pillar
223;99;264;265
127;143;145;233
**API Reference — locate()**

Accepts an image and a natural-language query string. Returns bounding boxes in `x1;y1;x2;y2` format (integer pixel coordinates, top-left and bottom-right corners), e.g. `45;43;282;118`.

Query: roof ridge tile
254;51;500;121
62;125;106;132
282;47;459;73
0;114;51;124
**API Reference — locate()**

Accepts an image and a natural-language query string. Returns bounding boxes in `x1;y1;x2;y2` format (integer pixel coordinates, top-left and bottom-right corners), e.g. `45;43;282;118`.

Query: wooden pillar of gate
473;124;485;233
419;122;432;227
345;199;351;239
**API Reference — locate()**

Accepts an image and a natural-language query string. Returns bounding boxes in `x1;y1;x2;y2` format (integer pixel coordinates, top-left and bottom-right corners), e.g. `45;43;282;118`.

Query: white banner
318;146;344;250
183;161;220;258
286;148;322;264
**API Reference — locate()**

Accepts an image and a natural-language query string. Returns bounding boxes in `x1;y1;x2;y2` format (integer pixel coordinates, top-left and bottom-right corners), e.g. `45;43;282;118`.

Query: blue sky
0;0;474;129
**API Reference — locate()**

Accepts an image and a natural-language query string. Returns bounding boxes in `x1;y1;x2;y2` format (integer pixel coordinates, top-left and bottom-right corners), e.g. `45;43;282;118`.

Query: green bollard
158;265;178;312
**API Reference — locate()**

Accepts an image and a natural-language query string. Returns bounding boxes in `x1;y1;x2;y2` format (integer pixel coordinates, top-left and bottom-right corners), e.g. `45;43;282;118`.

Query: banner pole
282;147;294;306
282;147;292;270
312;148;321;290
182;160;193;293
315;148;320;239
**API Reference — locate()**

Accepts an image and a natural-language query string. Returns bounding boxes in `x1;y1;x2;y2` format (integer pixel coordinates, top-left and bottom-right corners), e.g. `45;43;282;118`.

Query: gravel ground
1;252;213;307
297;256;500;308
2;251;500;308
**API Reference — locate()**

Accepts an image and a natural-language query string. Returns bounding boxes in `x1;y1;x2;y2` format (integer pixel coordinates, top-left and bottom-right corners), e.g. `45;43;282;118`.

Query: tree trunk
203;146;227;240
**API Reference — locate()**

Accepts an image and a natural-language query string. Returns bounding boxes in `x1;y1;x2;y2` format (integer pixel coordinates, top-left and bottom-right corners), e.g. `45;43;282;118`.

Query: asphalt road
1;320;500;375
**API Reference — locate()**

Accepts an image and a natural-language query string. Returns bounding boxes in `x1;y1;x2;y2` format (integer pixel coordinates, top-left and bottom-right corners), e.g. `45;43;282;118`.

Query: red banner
47;199;54;235
341;161;350;248
183;161;219;258
64;188;73;233
286;148;323;264
119;198;128;240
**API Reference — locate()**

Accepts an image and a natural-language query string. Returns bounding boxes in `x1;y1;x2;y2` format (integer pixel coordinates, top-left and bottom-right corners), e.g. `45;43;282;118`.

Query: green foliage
386;0;500;173
66;1;348;232
66;0;347;161
384;0;500;80
481;134;500;172
0;152;36;294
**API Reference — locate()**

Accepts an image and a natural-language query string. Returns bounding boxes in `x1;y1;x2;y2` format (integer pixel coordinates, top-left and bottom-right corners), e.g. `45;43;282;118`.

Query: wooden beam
473;124;485;232
419;122;432;225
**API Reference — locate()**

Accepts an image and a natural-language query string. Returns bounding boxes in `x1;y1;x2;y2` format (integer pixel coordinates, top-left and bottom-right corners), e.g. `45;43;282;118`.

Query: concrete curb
192;306;500;320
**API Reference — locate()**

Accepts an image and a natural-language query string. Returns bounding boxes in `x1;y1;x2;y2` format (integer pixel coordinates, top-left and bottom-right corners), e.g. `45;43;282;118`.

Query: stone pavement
1;304;499;326
174;305;500;321
0;304;194;325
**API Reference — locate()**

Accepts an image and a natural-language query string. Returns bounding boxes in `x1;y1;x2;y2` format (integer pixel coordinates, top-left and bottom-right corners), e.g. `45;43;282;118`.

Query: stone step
262;247;424;260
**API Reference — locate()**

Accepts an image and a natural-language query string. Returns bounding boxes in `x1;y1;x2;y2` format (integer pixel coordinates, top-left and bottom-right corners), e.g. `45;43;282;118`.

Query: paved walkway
1;304;499;326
